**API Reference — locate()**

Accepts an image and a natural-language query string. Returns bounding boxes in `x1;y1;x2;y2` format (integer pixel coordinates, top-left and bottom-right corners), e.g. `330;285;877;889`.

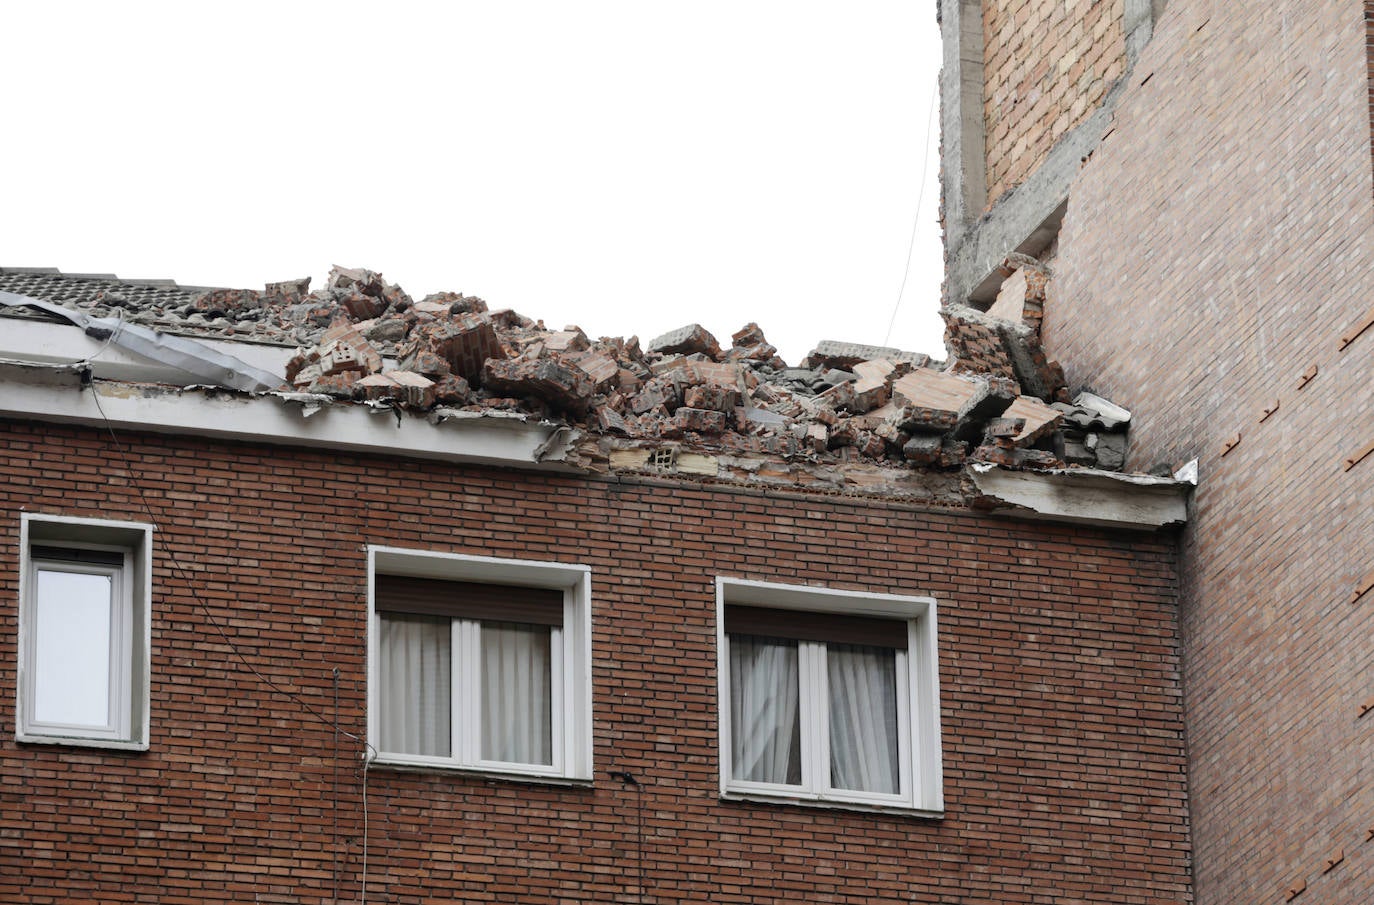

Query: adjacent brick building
0;269;1193;902
940;1;1374;902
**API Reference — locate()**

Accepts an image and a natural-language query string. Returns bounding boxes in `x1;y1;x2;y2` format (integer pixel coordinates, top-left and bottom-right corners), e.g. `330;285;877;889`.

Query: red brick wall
0;420;1190;904
1044;2;1374;903
982;0;1126;209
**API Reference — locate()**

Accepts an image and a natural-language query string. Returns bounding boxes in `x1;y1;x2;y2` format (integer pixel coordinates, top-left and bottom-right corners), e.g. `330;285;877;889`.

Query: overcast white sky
3;2;945;366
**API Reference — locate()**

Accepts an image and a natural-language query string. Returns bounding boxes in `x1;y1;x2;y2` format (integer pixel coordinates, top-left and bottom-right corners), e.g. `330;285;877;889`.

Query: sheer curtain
729;635;801;785
378;613;451;757
481;621;552;765
828;643;900;794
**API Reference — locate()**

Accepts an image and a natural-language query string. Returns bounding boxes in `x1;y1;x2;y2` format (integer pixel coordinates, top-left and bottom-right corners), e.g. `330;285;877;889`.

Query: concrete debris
941;255;1067;402
647;323;722;359
804;340;928;371
18;261;1138;477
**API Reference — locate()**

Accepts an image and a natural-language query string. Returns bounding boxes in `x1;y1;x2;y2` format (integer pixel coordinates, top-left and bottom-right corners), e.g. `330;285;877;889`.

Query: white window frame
716;577;943;815
17;514;153;750
367;546;593;782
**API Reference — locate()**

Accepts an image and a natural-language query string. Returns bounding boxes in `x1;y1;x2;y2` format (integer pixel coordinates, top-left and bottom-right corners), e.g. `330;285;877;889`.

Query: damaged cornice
0;365;580;471
0;291;285;392
965;461;1190;530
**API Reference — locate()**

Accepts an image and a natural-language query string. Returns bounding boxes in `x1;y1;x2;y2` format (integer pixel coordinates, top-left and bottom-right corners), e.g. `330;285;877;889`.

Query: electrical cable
611;771;645;902
883;78;941;348
86;384;378;900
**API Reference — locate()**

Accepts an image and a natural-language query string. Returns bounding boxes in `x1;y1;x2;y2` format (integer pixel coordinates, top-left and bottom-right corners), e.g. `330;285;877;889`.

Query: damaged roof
0;264;1180;523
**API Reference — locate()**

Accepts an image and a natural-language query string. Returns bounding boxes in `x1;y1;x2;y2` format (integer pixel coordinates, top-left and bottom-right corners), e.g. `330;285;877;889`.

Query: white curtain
379;614;451;757
828;643;900;794
730;635;801;785
481;622;553;765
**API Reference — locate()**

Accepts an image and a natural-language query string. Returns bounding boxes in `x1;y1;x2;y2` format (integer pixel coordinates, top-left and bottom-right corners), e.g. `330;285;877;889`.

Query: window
367;547;592;781
17;514;152;749
717;578;942;814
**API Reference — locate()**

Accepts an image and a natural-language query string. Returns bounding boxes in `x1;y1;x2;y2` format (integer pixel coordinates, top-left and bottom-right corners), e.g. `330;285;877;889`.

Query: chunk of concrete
1002;395;1064;446
805;340;927;371
483;357;595;415
647;324;723;359
891;368;985;414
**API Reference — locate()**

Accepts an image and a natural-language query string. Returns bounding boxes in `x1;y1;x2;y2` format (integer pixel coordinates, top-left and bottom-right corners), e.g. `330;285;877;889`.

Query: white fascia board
965;462;1190;531
0;315;297;385
0;369;578;471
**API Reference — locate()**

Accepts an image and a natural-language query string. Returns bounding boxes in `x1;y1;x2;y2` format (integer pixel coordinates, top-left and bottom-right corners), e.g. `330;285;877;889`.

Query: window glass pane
378;613;451;757
828;643;900;794
33;568;113;727
480;621;553;765
729;635;802;785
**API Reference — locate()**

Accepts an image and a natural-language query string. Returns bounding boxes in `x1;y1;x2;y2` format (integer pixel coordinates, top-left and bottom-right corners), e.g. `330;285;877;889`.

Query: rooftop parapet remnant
0;263;1139;477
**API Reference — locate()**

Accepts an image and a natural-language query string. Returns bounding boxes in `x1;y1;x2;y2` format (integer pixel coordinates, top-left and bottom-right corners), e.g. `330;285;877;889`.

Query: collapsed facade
940;0;1374;902
0;264;1192;902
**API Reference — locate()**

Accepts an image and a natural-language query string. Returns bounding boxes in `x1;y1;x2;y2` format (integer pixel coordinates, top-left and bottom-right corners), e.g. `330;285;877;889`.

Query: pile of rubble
181;260;1131;474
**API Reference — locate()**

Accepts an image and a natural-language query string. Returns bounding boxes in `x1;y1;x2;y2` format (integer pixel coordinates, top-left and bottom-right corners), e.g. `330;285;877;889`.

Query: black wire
612;771;645;902
333;667;341;903
86;383;379;899
636;782;644;903
87;383;371;750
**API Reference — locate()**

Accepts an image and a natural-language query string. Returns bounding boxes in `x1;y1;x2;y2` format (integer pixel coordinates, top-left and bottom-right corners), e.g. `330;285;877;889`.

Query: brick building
939;1;1374;902
0;267;1193;902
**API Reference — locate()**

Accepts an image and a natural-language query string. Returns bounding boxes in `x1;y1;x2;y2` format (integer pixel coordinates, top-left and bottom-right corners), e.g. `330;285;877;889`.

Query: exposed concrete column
939;0;987;252
1124;0;1158;65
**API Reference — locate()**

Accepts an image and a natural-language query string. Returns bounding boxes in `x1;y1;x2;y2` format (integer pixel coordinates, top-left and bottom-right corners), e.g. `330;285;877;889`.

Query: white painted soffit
965;461;1191;531
0;365;579;471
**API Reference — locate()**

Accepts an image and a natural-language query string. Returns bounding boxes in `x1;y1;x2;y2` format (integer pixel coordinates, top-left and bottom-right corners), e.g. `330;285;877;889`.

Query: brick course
982;0;1126;208
1043;2;1374;902
0;419;1190;903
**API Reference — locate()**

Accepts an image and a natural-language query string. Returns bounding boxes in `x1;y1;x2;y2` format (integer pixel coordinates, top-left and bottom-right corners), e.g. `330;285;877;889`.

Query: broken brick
397;348;452;379
432;375;472;405
942;306;1020;383
336;290;387;322
568;351;619;393
420;291;487;315
545;329;591;354
315;327;383;377
971;443;1019;467
672;407;728;434
192;288;260;317
328;265;384;298
484;357;596;415
594;405;632;435
418;313;506;383
886;405;958;434
263;277;311;301
1014;448;1063;469
388;370;436;409
354;372;399;402
308;372;358;398
805;423;828;453
805;340;927;371
939;439;968;468
891;368;985;415
986;417;1027;439
683;384;741;414
647;324;723;360
855;431;886;459
1003;395;1065;446
901;434;942;464
828;419;860;449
